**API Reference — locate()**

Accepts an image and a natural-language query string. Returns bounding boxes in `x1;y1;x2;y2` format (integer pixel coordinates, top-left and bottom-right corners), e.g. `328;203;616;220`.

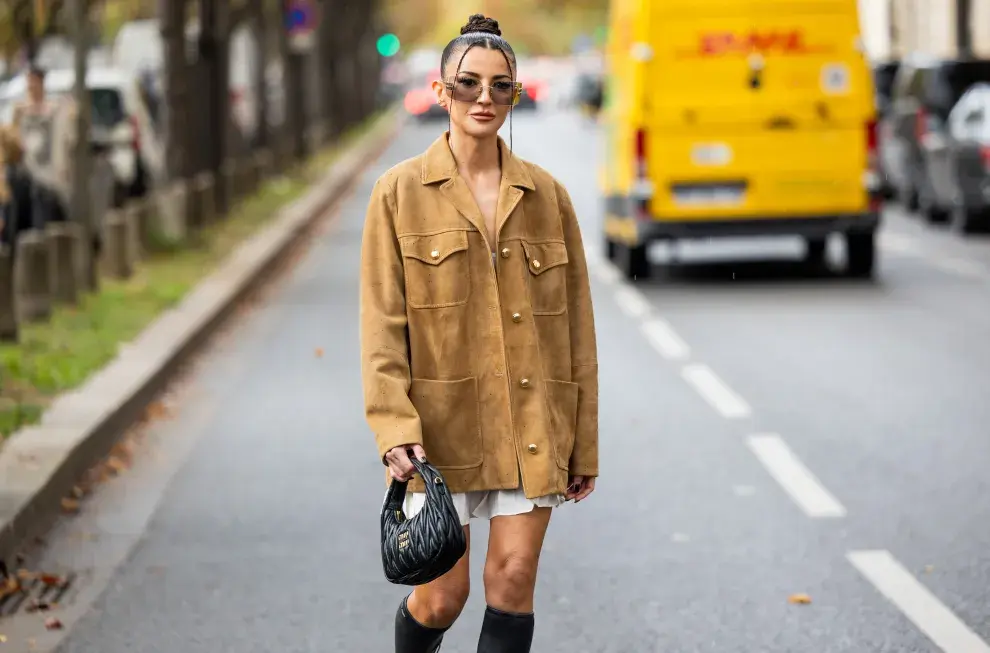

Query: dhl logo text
676;30;834;58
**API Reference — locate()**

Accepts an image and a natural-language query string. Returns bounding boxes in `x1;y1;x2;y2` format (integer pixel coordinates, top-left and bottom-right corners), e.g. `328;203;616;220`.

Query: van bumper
605;211;881;244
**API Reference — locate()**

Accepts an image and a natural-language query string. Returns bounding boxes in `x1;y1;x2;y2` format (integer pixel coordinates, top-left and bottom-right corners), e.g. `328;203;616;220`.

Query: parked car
873;60;901;199
881;55;990;222
0;66;163;207
934;83;990;232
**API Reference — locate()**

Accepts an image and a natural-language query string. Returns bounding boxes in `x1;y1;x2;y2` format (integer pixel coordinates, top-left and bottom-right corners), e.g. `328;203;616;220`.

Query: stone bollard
193;172;216;228
0;246;18;342
238;156;257;198
45;221;81;305
102;209;132;279
221;159;238;210
253;148;273;186
13;230;51;323
150;181;189;250
125;201;144;263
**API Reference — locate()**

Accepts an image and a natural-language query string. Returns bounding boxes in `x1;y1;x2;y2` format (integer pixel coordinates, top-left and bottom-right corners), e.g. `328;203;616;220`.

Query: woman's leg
395;525;471;652
477;507;553;652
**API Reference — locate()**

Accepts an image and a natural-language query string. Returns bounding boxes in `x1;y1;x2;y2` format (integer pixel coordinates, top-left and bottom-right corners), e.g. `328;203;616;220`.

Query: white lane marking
681;364;751;419
596;262;621;285
613;285;651;318
930;257;987;280
878;232;922;256
745;434;846;518
848;550;990;653
641;318;690;361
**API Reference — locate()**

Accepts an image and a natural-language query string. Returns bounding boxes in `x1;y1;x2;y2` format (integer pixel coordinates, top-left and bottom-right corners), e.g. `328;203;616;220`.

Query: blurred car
873;60;901;199
929;83;990;233
515;78;544;110
574;73;604;116
882;54;990;221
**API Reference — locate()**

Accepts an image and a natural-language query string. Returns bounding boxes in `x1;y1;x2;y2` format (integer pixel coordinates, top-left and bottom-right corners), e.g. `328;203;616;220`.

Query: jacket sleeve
557;181;600;477
360;174;423;463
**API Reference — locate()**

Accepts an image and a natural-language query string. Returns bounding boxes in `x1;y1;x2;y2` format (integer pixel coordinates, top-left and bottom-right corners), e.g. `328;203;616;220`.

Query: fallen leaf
0;576;20;598
40;574;64;587
0;634;7;643
105;456;128;474
44;617;63;630
60;498;81;514
788;593;812;605
924;565;935;574
70;485;86;499
314;347;324;358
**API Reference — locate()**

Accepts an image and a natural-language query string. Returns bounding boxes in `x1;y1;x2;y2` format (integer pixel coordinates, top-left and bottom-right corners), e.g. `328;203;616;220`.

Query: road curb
0;106;404;565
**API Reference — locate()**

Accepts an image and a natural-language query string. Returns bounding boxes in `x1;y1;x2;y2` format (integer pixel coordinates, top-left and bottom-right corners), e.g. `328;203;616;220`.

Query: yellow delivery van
600;0;881;280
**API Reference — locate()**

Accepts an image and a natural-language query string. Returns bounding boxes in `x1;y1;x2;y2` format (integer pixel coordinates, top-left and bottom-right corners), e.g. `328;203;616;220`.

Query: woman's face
433;46;515;140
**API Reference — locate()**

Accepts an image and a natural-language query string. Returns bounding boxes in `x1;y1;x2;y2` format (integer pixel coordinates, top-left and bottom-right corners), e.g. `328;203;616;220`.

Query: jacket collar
421;131;535;191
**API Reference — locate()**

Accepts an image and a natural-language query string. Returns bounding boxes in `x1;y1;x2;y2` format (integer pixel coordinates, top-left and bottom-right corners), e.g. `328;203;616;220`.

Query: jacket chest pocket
521;240;568;316
399;230;471;309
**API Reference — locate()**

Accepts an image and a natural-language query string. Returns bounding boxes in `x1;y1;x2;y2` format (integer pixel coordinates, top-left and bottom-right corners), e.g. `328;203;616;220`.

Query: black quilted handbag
381;452;467;586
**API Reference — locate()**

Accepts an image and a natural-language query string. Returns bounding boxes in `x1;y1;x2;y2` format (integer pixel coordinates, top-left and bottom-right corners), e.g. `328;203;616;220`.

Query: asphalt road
6;108;990;653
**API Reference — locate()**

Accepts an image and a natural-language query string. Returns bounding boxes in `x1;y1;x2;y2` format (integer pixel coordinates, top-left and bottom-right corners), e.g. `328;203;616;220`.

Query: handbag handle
382;448;443;512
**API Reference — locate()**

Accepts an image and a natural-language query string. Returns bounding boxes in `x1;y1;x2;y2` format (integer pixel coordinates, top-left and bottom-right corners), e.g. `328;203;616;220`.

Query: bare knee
483;555;539;612
409;579;470;628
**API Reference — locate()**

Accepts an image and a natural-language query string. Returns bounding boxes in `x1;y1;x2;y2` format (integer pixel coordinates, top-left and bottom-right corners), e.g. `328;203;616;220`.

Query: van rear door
643;0;875;220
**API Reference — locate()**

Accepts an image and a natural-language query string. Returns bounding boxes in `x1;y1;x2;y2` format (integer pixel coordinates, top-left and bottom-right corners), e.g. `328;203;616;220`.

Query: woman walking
360;14;599;653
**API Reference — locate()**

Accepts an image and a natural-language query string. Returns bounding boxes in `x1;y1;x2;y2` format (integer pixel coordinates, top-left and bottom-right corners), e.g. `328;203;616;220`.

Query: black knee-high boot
395;595;449;653
476;605;535;653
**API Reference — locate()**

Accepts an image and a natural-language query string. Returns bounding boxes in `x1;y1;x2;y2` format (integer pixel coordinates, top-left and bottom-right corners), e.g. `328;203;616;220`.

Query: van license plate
672;185;745;207
691;143;732;166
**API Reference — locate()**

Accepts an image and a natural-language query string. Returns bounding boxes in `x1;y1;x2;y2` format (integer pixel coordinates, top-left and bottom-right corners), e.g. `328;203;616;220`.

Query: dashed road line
746;434;846;518
613;285;651;319
848;550;990;653
640;318;690;361
681;363;751;419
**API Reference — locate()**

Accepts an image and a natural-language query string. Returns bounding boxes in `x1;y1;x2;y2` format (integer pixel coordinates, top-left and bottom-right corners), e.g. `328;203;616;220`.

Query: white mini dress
403;251;567;526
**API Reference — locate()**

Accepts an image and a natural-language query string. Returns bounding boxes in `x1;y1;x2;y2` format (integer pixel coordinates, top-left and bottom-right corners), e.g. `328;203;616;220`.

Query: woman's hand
385;444;427;482
566;475;596;503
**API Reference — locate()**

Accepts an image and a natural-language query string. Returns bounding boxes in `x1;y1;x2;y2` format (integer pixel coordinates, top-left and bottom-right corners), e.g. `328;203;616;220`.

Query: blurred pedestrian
0;125;34;257
11;64;75;228
360;13;599;653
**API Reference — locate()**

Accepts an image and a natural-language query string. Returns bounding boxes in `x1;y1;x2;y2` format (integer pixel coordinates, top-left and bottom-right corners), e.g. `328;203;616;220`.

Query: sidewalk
0;107;404;565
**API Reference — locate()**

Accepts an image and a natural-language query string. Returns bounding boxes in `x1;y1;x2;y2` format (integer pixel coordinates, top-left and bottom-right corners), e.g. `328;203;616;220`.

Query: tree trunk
70;0;96;292
957;0;972;59
252;0;268;150
160;0;190;181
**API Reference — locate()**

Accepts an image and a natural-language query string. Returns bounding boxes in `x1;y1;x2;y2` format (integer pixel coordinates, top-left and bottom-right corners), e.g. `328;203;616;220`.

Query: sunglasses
443;77;523;106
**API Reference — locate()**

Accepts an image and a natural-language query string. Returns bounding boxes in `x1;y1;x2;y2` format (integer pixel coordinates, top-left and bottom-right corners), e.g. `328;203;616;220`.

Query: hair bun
461;14;501;36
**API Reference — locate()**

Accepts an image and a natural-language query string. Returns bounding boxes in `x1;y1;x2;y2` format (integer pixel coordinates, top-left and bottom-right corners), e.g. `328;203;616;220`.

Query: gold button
527;443;538;454
512;312;522;322
430;250;440;259
519;378;530;388
501;248;510;258
532;259;541;269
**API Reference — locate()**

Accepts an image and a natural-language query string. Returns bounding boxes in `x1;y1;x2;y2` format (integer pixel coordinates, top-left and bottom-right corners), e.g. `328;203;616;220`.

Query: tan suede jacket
360;132;598;499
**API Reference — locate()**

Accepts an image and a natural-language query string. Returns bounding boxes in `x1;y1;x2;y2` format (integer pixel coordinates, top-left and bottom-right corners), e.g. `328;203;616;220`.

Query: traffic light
377;33;401;57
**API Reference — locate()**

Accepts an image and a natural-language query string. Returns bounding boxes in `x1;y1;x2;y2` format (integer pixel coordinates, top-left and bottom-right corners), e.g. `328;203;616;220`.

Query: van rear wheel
845;231;876;278
617;242;650;281
605;236;618;261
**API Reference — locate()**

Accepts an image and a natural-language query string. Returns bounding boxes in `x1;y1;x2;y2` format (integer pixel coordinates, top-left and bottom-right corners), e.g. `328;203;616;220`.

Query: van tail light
633;128;651;220
865;118;878;170
914;108;928;141
980;145;990;172
866;118;882;211
129;115;141;153
634;128;647;178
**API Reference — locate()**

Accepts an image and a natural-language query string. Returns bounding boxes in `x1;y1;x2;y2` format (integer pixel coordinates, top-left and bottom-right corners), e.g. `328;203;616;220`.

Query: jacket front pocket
409;377;483;470
400;230;470;309
544;379;579;471
521;240;568;316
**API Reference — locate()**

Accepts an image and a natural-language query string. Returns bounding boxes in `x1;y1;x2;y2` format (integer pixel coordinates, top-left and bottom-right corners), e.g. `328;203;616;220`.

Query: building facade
859;0;990;61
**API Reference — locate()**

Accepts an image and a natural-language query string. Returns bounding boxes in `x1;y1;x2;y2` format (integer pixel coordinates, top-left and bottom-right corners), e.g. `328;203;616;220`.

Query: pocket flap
521;240;568;275
400;231;469;265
